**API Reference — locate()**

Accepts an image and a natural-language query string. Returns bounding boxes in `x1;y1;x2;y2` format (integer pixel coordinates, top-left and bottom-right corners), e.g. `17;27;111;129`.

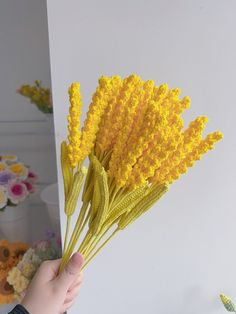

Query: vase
40;183;60;235
0;200;31;243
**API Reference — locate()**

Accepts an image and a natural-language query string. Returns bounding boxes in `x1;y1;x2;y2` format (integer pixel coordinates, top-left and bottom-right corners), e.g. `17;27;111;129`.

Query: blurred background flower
0;155;38;211
17;80;52;114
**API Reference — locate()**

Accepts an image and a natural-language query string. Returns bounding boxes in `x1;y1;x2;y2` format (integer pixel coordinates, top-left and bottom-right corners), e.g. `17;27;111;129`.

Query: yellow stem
78;230;93;254
74;210;91;252
60;203;90;271
110;187;125;208
108;177;114;191
100;149;113;168
98;150;104;162
63;215;71;254
82;235;96;256
108;186;120;209
84;227;110;260
68;202;89;250
82;228;119;270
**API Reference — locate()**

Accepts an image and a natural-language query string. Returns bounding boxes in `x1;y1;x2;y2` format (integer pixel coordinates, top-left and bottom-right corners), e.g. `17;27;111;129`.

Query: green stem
69;202;89;247
60;203;90;271
110;187;126;208
67;205;91;255
82;228;119;270
100;149;113;168
63;215;71;254
82;235;96;256
78;228;93;254
84;227;111;260
74;210;91;251
109;186;121;210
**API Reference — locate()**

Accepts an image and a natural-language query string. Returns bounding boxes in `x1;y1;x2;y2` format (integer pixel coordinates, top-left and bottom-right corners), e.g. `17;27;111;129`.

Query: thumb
57;252;84;290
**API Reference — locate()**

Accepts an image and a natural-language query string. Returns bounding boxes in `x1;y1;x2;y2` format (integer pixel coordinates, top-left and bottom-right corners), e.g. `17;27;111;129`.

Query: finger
56;253;84;291
68;280;83;293
68;272;83;292
61;300;75;313
64;285;80;304
33;259;62;283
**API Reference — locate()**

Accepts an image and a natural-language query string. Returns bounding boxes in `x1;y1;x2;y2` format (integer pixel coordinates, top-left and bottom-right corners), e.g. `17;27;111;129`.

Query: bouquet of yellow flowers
60;74;222;271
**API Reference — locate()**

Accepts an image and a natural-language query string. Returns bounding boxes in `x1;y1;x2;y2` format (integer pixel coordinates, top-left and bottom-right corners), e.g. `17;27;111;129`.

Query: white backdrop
47;1;236;313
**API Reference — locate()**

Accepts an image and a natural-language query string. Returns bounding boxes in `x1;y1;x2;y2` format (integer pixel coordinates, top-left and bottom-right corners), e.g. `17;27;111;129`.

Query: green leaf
7;199;17;207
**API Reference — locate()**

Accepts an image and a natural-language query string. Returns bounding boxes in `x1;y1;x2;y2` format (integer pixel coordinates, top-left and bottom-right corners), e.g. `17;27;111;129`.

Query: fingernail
71;252;84;266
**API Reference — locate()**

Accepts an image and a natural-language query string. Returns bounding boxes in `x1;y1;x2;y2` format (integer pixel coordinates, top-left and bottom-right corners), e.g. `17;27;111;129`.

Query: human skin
21;252;84;314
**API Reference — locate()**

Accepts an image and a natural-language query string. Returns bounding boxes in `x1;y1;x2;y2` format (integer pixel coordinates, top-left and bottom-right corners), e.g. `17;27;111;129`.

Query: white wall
47;1;236;313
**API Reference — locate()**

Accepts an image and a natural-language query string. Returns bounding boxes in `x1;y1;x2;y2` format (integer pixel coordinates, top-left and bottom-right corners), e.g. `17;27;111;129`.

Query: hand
21;252;84;314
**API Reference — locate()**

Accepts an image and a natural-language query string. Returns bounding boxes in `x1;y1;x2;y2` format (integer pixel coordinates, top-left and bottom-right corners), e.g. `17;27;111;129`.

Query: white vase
40;183;60;234
0;200;31;243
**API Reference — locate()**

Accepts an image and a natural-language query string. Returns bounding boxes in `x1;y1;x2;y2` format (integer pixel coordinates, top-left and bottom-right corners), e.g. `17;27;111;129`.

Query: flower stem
63;215;71;254
78;229;92;254
82;228;119;270
69;202;89;248
84;227;110;260
60;203;90;271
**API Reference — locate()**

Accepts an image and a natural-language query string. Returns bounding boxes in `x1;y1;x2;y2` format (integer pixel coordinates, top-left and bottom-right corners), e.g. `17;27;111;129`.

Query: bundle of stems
60;75;223;271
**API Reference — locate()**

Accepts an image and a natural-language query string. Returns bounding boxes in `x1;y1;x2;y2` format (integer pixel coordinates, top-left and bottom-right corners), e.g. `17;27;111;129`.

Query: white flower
0;185;7;210
7;180;28;205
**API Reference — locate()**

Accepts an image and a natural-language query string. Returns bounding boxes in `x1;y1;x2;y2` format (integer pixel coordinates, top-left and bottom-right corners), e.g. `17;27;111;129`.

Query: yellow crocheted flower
67;82;82;168
79;76;114;161
95;76;122;155
11;242;29;264
0;277;15;304
152;116;210;185
0;162;7;171
7;267;29;294
21;263;36;278
220;293;236;312
0;240;15;270
0;241;29;305
66;77;117;168
8;163;28;178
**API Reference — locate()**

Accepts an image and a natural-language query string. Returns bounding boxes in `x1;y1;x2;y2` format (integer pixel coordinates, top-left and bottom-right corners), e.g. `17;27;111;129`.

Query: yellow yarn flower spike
60;74;223;272
220;294;236;312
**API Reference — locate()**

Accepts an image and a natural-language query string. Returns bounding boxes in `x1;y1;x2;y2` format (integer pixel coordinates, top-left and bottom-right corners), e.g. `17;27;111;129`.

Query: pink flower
22;180;35;193
27;171;38;183
7;181;28;204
